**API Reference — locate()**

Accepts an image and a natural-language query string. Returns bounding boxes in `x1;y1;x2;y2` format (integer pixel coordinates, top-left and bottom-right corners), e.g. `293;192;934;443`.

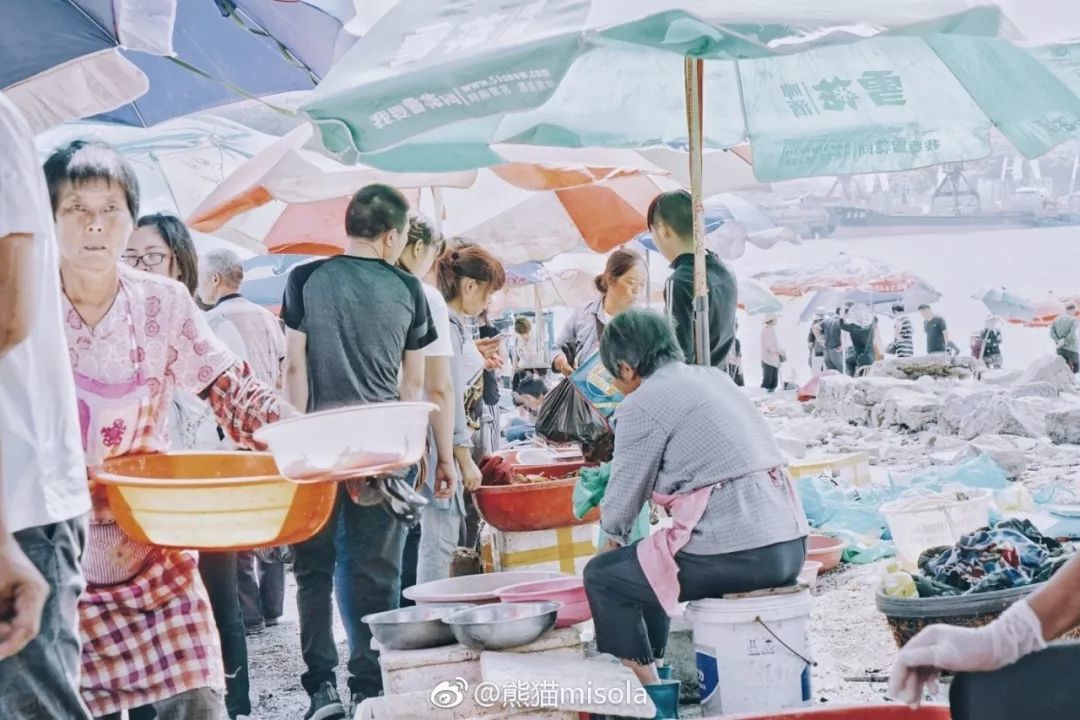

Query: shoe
265;616;280;628
244;622;265;636
305;682;346;720
644;681;680;719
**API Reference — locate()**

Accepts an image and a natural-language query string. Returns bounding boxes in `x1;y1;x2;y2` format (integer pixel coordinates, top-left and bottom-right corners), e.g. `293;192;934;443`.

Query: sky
998;0;1080;43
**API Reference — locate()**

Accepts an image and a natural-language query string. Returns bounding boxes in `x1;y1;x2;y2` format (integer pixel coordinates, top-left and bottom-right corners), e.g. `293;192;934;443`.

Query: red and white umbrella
188;127;756;263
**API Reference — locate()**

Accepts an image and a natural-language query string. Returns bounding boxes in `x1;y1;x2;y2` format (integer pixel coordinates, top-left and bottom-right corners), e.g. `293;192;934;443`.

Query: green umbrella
301;0;1080;362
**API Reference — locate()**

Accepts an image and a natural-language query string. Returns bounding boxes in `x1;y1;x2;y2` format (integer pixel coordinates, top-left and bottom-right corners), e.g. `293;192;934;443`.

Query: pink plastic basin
720;705;949;720
807;534;847;573
495;576;591;628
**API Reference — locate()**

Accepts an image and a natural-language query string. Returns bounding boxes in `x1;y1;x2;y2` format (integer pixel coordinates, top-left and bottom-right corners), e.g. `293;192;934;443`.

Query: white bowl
515;448;557;466
254;402;437;483
405;571;568;604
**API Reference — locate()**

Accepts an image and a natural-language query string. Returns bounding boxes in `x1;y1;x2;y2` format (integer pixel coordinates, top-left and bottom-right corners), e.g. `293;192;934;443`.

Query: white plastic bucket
686;588;814;716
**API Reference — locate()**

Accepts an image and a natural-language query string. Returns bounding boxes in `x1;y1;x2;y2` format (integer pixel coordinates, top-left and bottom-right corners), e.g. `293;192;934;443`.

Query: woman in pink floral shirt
43;140;291;719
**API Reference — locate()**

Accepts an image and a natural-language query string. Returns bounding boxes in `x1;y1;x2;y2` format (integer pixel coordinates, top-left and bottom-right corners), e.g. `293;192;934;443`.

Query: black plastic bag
535;379;609;446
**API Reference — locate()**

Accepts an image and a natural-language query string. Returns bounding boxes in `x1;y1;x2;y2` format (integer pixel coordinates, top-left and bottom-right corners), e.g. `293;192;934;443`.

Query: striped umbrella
188;126;698;262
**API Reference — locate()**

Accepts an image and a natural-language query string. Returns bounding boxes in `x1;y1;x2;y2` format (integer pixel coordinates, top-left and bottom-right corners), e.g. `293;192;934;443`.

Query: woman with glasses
125;213;254;720
44;140;291;719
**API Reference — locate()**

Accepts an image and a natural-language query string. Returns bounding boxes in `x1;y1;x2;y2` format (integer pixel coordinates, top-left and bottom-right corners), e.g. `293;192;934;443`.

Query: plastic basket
879;489;992;567
875;584;1080;649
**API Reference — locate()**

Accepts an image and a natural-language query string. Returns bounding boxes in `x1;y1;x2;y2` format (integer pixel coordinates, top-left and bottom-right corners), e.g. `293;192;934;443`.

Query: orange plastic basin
96;452;336;551
473;461;598;532
721;705;950;719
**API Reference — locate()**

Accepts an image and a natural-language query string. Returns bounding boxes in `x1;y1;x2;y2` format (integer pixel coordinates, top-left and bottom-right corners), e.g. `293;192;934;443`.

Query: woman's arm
552;307;581;375
283;329;309;412
602;404;665;545
425;355;458;497
201;361;296;450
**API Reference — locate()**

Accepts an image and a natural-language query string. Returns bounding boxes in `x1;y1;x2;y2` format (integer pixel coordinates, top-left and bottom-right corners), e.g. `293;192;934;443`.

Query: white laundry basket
880;488;993;568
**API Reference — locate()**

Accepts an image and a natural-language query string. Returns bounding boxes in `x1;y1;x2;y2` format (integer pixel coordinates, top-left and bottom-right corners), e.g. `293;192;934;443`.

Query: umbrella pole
685;57;709;366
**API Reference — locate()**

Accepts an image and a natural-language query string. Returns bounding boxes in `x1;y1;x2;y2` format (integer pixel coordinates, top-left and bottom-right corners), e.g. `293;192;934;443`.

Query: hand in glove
888;600;1046;708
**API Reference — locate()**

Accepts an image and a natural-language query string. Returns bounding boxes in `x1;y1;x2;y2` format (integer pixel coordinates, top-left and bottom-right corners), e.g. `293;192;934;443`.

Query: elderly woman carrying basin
582;310;809;719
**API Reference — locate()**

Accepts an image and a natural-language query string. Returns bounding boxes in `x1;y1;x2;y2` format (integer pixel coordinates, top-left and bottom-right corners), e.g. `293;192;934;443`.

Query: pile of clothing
914;519;1074;597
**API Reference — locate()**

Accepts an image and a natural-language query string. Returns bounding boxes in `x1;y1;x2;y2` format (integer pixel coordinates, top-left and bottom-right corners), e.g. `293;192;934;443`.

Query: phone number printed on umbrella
369;69;557;130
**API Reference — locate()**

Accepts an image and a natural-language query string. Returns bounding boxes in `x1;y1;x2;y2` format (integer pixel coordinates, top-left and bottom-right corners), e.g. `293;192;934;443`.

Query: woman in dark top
841;307;879;376
978;316;1004;369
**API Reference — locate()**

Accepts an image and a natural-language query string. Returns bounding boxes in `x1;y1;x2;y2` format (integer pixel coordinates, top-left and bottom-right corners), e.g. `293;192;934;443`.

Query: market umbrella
797;282;942;322
635;193;797;259
89;0;339;127
1024;293;1080;327
738;278;784;316
239;254;314;311
37;116;284;253
0;0;176;131
754;253;933;298
973;287;1037;323
299;0;1079;363
188;127;685;261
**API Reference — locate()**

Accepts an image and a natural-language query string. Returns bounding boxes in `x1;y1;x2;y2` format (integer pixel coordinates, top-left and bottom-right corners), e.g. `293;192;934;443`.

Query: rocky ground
243;355;1080;718
244;566;907;719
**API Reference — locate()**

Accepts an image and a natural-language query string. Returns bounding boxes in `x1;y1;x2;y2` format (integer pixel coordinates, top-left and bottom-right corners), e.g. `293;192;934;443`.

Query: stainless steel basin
446;601;560;650
362;604;471;650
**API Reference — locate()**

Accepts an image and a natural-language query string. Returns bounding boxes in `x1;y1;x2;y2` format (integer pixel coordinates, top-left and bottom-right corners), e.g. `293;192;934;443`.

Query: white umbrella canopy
34;116;282;255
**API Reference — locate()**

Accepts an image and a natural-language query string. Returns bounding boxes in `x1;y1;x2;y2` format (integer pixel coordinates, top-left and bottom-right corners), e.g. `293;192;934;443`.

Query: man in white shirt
197;249;290;633
0;92;92;718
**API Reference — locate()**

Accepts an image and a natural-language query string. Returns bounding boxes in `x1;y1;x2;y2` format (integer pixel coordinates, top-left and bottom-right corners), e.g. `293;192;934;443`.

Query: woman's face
612;362;643;396
402;242;440;279
125;225;176;280
461;278;495;317
606;262;647;314
54;179;134;274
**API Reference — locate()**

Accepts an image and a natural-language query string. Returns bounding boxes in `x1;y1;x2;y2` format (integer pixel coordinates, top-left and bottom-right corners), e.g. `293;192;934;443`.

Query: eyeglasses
122;252;171;268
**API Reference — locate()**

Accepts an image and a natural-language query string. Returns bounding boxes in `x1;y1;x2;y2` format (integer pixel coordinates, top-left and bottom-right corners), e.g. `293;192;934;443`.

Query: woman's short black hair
600;309;684;379
137;213;199;296
646;190;693;241
345;183;410;239
43;140;140;219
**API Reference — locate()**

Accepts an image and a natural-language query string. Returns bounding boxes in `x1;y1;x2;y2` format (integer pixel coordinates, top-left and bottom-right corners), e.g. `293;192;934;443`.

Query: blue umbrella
973;288;1036;322
240;254;314;307
797;283;942;322
93;0;357;127
635;194;782;252
0;0;176;129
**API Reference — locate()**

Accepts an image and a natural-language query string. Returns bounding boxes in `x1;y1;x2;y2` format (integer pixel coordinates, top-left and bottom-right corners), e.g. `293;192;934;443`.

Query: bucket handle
755;616;816;667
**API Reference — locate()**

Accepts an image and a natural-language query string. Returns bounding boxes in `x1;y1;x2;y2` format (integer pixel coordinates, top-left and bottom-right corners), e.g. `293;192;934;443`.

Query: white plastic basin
254;402;437;483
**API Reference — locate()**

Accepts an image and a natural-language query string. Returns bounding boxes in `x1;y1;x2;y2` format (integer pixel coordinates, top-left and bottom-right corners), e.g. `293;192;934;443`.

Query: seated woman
582;310;809;718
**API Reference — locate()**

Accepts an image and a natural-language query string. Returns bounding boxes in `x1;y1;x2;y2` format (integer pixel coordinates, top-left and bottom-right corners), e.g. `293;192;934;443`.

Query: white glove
888;599;1046;707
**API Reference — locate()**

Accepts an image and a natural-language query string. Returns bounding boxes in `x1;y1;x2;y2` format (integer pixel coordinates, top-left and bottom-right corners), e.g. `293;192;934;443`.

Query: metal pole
685;56;710;365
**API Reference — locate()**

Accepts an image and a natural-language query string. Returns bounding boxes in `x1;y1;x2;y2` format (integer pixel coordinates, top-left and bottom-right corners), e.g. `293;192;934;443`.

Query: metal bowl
446;601;560;650
361;605;471;650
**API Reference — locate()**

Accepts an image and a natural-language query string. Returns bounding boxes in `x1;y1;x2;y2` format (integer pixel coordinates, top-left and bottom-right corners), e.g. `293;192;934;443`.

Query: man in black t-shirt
282;184;436;718
920;304;950;355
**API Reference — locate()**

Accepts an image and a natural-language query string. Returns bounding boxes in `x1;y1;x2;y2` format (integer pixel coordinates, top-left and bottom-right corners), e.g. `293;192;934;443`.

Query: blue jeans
0;516;91;719
295;487;406;699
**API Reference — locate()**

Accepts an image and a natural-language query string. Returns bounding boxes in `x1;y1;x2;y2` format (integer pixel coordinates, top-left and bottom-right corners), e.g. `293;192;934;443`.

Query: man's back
666;252;737;368
925;315;948;353
208;296;285;387
822;315;843;349
281;255;435;411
